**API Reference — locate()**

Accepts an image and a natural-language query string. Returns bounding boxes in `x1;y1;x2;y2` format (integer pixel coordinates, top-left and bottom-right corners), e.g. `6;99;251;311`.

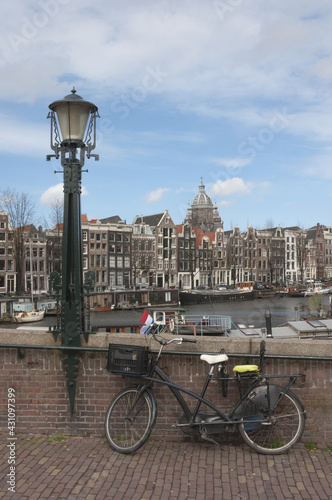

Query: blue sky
1;0;332;231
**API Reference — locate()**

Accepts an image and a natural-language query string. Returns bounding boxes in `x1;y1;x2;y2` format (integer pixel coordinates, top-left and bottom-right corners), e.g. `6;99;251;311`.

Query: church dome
192;179;213;208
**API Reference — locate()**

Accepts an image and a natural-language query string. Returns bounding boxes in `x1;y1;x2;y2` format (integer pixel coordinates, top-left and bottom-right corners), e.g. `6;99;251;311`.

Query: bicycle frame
105;337;306;455
131;358;303;427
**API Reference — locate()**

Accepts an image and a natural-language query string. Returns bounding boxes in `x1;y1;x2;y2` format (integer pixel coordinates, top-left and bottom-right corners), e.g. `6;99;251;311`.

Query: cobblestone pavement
0;433;331;500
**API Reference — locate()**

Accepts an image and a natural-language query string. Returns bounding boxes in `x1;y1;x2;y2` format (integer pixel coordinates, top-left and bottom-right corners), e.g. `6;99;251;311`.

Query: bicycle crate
107;344;149;376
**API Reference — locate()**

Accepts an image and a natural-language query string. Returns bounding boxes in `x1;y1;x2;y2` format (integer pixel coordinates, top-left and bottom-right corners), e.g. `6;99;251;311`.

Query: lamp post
47;88;99;413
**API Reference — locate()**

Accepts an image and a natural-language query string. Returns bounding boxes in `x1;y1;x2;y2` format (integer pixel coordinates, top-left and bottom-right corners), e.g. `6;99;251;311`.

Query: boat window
240;329;260;336
306;320;327;328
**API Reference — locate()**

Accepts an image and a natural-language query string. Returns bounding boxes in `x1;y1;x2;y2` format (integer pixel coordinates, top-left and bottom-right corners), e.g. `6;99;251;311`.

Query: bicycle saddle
200;353;228;365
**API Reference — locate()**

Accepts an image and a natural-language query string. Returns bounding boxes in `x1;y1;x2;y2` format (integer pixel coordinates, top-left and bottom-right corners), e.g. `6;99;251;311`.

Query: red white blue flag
139;310;154;334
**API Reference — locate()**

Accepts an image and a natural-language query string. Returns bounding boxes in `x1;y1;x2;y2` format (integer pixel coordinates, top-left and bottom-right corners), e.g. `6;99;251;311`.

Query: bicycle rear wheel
238;388;305;455
105;387;156;454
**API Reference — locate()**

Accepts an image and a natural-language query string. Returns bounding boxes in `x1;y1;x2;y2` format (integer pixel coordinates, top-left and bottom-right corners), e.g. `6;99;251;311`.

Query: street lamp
47;88;99;413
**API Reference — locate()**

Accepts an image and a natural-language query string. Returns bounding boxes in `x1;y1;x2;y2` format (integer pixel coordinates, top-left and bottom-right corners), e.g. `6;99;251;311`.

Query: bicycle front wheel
238;388;305;455
105;387;156;454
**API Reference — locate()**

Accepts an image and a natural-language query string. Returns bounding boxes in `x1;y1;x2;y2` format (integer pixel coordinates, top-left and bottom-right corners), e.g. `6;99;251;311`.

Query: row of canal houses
0;180;331;295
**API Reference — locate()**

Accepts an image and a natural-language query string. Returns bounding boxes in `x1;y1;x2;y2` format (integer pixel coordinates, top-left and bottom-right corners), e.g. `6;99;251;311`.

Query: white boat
13;240;46;324
304;285;330;296
13;309;45;323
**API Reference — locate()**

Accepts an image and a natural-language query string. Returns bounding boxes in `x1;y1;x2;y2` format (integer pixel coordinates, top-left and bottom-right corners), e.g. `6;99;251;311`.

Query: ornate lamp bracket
84;111;100;161
46;111;61;161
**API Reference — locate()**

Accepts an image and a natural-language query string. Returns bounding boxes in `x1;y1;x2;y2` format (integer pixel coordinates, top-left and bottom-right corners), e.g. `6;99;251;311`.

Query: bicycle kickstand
200;427;225;451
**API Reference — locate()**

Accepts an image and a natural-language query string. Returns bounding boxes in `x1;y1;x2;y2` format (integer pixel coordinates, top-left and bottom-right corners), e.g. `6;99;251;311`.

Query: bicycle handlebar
152;331;196;346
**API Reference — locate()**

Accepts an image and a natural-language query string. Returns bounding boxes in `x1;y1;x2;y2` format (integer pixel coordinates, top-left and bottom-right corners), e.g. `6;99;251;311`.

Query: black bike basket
107;344;149;376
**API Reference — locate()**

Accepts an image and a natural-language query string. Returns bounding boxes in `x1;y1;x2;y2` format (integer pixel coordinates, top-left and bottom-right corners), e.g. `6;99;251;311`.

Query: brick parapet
0;329;331;446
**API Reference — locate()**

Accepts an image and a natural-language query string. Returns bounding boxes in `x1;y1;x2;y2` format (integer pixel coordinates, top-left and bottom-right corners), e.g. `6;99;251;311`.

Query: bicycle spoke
238;388;305;455
105;388;154;453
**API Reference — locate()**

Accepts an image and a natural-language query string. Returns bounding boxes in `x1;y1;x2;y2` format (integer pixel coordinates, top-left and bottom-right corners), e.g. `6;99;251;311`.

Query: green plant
305;440;318;451
271;438;285;449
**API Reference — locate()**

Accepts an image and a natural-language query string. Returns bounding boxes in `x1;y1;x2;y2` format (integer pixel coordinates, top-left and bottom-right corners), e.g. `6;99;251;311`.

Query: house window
109;272;115;286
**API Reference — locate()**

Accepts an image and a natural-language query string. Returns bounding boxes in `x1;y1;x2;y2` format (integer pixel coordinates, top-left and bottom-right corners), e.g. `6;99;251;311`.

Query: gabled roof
191;226;216;247
196;231;216;247
133;213;165;227
100;215;125;224
285;226;302;231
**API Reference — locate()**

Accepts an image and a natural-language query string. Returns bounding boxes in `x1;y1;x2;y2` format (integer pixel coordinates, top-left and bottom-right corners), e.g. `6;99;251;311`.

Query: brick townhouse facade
0;183;328;294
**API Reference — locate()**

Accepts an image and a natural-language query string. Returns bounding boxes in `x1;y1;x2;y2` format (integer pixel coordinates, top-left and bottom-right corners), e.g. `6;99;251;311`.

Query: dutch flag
139;310;154;334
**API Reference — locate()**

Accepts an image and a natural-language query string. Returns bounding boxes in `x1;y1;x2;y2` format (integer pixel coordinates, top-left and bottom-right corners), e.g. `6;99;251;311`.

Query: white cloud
39;184;63;206
0;2;330;109
210;178;251;197
39;183;88;206
210;178;270;198
0;1;331;147
144;187;170;203
217;200;232;207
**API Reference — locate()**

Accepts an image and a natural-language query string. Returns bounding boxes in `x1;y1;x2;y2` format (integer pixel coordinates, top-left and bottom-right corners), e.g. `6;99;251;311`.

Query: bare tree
49;198;64;230
46;199;64;277
264;218;275;229
0;188;35;294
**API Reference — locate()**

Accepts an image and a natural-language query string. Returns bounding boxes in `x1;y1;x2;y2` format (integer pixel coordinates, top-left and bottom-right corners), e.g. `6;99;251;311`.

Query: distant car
0;293;5;298
254;282;264;290
215;284;227;291
196;285;206;290
264;283;273;289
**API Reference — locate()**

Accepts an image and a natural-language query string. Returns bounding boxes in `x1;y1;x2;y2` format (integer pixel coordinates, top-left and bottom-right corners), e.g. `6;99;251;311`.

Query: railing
156;314;233;336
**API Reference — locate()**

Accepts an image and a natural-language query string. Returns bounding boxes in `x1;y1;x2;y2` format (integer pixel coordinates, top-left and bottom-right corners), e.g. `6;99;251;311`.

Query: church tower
184;178;222;231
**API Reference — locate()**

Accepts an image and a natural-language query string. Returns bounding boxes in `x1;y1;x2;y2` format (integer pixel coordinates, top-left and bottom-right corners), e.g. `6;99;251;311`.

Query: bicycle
105;331;306;455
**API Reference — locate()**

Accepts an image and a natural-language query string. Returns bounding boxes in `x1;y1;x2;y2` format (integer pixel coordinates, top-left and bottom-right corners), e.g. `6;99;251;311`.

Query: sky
1;0;332;232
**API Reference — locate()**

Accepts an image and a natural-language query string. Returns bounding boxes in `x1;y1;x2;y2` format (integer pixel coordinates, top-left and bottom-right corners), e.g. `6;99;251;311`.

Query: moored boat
13;309;45;323
179;289;254;305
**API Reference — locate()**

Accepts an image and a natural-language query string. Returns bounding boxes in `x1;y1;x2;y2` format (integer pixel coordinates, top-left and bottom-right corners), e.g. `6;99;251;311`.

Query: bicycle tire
238;388;305;455
105;387;156;454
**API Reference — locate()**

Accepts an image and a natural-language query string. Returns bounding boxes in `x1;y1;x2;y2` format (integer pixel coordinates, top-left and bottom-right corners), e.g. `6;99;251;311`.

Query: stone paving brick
1;433;331;499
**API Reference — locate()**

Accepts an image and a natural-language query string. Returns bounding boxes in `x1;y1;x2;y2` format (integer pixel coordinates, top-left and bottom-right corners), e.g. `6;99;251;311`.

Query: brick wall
0;331;331;448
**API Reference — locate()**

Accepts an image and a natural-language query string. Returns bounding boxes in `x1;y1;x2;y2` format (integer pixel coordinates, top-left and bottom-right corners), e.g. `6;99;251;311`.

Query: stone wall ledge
1;328;331;358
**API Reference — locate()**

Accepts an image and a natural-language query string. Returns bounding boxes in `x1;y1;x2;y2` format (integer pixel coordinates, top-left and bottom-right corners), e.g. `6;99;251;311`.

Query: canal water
8;294;329;331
